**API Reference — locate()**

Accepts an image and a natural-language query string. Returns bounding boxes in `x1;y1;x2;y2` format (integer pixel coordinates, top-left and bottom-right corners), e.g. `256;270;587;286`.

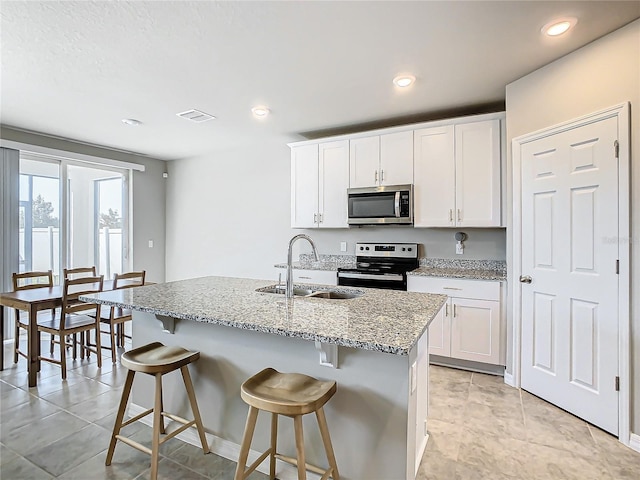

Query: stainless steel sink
256;285;362;300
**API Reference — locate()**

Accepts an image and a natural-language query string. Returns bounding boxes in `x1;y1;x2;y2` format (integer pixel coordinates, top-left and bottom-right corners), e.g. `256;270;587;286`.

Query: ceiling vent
176;109;216;123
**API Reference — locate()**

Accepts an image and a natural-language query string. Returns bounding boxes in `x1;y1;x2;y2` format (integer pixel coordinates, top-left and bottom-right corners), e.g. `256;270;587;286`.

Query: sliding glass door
19;154;130;283
19;158;61;280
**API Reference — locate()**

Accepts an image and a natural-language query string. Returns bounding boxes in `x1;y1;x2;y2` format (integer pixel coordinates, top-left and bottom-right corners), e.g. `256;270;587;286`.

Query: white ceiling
1;1;638;161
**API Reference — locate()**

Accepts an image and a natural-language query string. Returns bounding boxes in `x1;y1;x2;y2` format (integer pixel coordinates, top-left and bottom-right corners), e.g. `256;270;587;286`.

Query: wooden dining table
0;280;115;387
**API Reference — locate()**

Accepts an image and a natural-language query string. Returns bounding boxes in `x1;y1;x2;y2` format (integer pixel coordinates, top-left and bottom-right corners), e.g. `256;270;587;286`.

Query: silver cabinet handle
519;275;533;284
453;304;457;317
375;170;378;183
449;209;453;222
381;169;385;182
299;276;312;280
443;287;462;291
314;213;318;223
457;209;461;222
319;213;323;223
445;303;449;317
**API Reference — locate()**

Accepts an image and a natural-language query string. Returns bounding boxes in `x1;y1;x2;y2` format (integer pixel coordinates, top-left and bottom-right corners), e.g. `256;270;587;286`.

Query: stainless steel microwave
347;184;413;225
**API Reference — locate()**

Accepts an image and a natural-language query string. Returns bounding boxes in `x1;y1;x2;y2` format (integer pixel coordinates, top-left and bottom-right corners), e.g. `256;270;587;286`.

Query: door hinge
615;376;620;391
616;259;619;274
614;140;619;159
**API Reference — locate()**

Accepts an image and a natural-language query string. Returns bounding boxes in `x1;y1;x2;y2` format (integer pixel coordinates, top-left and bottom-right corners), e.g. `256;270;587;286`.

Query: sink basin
256;285;363;300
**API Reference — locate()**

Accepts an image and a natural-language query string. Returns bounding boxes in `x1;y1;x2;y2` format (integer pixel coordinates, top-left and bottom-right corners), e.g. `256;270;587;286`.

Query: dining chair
97;271;146;363
37;276;104;379
12;270;57;364
63;266;97;280
61;266;97;355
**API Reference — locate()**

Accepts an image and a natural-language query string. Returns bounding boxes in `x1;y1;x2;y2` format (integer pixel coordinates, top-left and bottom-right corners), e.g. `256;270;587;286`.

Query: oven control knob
408;247;412;252
365;246;370;251
402;247;406;251
359;246;364;251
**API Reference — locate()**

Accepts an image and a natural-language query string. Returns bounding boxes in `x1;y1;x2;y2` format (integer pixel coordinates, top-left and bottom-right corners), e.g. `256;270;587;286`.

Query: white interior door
520;116;619;434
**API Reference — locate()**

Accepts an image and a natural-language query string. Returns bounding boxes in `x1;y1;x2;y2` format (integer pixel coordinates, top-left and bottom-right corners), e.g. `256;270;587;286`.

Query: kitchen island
83;276;446;480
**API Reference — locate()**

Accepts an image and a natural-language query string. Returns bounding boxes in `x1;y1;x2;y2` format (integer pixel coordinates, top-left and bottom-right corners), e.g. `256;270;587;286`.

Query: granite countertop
81;276;447;356
276;255;507;281
408;258;507;281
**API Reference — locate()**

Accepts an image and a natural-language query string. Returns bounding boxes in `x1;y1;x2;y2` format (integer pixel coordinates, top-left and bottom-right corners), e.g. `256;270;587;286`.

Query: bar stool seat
106;342;209;480
235;368;339;480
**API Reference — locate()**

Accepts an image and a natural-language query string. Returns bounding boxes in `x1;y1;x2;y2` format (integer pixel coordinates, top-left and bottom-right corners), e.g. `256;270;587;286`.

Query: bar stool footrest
158;420;197;444
274;453;333;477
122;408;154;428
115;434;152;455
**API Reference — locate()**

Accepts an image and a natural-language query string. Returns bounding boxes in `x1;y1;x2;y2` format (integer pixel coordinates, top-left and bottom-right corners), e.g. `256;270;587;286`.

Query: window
19;154;130;283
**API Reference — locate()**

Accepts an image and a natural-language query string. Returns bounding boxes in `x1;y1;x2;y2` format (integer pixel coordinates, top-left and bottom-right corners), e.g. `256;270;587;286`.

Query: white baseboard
128;403;321;480
503;372;516;387
629;433;640;453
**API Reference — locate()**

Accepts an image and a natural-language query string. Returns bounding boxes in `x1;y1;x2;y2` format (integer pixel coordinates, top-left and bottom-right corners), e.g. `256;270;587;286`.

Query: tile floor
1;337;638;479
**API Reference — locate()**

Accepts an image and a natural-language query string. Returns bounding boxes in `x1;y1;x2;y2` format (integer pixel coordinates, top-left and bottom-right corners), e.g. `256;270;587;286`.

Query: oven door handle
394;191;401;217
337;272;404;281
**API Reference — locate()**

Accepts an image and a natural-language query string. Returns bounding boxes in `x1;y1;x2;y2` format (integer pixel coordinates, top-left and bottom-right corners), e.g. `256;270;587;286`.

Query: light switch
148;240;154;248
340;241;347;252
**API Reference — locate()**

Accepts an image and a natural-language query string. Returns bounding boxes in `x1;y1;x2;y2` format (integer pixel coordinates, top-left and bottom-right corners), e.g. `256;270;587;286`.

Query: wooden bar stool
234;368;340;480
106;342;209;480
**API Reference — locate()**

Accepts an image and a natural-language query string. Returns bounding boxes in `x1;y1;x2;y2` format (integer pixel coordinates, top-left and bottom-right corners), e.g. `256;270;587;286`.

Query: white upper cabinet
455;119;501;227
319;140;349;228
291;141;348;229
291;113;503;230
414;125;456;226
349;136;380;188
350;131;413;188
380;131;414;186
291;144;319;229
414;118;502;227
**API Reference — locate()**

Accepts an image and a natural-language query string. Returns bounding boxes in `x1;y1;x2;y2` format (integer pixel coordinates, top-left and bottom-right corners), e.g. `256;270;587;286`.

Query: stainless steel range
337;243;419;291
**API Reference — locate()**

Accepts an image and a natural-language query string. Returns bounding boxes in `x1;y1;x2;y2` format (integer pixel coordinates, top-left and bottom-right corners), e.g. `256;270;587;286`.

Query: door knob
519;275;532;284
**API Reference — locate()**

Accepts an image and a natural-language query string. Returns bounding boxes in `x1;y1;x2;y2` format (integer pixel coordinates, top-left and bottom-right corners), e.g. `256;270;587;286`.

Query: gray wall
505;19;640;435
0;127;167;283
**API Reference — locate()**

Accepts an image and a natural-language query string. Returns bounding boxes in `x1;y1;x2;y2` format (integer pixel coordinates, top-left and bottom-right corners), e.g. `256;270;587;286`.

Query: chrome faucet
286;234;320;299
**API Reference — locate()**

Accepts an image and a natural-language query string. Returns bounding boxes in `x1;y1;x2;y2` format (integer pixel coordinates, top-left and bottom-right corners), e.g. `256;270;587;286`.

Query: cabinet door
413;126;455;227
428;301;451;357
291;144;319;228
349;136;380;188
380;131;413;186
450;298;500;364
455;119;501;226
293;269;338;286
319;140;349;228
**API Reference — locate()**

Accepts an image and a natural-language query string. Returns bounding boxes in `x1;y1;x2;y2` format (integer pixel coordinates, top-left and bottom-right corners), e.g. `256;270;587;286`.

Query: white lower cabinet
407;276;503;366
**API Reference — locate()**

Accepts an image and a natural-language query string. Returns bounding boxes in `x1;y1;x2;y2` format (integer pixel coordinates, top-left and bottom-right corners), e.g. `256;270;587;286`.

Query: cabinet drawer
292;269;338;286
408;276;500;301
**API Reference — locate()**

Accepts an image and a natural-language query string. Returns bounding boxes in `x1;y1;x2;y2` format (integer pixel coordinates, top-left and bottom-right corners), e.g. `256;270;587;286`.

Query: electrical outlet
456;242;464;255
340;241;347;252
148;240;154;248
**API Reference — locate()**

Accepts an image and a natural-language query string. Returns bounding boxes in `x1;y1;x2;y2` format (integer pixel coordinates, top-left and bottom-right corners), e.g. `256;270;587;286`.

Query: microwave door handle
394;191;401;217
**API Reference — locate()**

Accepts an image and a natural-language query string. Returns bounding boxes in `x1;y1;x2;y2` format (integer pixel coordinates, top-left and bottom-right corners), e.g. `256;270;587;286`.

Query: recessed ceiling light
251;106;270;117
122;118;142;126
393;75;416;88
542;17;577;36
